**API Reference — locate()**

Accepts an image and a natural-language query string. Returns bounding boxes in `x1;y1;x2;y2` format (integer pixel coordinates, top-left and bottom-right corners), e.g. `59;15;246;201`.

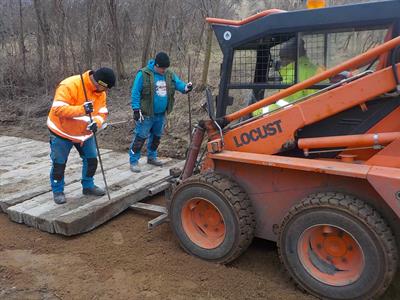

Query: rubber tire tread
170;171;256;264
278;192;398;300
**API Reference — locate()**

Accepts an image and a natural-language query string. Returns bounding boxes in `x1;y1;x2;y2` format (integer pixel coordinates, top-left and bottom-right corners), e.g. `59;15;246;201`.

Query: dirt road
0;204;315;300
0;87;313;300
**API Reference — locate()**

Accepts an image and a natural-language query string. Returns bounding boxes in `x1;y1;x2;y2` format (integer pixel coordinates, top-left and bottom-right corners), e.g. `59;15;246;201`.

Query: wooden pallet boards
1;136;183;236
0;149;119;212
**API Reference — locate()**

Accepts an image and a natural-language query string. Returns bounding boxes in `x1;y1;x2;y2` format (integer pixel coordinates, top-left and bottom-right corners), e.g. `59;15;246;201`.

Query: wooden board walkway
0;136;183;236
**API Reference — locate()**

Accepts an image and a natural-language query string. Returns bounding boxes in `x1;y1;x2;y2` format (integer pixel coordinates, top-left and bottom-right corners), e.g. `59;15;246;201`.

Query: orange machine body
201;37;400;242
171;3;400;298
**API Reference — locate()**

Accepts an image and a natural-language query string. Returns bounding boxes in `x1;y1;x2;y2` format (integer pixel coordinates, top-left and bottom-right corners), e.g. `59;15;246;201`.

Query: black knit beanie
93;67;116;89
155;52;170;68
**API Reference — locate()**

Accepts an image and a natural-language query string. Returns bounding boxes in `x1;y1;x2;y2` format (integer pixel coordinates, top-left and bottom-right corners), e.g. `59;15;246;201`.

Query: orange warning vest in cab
47;71;108;143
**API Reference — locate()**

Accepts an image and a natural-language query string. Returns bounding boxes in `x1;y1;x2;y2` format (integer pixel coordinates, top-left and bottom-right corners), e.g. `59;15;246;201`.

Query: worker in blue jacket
129;52;193;172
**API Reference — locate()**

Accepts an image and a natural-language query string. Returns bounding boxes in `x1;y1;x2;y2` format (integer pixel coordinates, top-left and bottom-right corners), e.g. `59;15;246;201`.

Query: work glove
185;82;193;93
87;121;98;133
83;101;94;114
133;109;144;122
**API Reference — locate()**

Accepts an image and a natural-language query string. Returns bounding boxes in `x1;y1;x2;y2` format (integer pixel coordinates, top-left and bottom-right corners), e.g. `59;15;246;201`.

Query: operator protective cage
209;0;400;118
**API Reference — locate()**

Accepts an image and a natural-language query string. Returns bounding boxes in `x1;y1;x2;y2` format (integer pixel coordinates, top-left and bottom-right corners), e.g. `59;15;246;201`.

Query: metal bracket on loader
130;167;181;230
130;202;168;230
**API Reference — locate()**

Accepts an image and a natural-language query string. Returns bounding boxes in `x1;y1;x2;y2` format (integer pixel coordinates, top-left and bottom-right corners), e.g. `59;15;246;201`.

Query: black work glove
133;109;143;122
83;101;94;114
87;121;97;133
185;82;193;93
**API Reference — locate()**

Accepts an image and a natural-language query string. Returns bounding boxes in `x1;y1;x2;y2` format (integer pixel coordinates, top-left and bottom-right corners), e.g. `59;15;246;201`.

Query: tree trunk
33;0;50;91
66;22;77;74
152;0;167;54
198;0;221;90
106;0;125;80
175;6;185;59
193;20;206;73
141;0;157;68
199;25;213;90
122;10;132;54
36;22;44;83
85;0;95;69
55;0;67;77
18;0;26;73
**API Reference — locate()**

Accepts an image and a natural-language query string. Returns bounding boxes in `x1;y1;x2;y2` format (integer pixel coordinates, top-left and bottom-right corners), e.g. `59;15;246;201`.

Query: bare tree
54;0;67;77
198;0;221;90
18;0;26;73
85;0;95;69
33;0;51;90
106;0;126;79
141;0;157;68
0;0;247;91
35;18;44;83
66;21;77;74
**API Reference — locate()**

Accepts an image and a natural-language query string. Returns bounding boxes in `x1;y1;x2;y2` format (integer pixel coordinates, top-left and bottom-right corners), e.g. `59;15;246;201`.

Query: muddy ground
0;204;313;300
0;82;399;299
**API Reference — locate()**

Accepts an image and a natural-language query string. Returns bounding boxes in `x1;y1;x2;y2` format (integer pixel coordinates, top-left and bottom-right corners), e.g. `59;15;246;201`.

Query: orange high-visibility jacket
47;71;108;143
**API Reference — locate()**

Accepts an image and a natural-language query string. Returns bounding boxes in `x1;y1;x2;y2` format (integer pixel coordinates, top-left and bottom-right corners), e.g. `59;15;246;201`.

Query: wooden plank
0;148;113;186
2;135;185;236
0;160;51;184
2;185;55;215
0;148;48;170
0;136;33;148
0;143;119;212
53;161;183;236
0;143;112;171
0;155;124;212
0;150;49;173
3;154;151;216
7;156;183;235
0;142;47;158
7;162;146;228
52;160;182;235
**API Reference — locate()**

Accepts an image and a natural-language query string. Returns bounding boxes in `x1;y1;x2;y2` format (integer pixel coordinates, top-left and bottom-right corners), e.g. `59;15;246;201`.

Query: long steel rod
79;69;111;201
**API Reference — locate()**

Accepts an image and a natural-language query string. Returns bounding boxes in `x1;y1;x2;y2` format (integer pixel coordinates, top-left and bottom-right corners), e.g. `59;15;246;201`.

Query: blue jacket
131;59;186;114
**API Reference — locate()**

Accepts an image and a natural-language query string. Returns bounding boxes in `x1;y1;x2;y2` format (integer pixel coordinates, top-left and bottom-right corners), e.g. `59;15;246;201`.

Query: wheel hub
324;236;347;257
298;224;365;286
182;197;226;249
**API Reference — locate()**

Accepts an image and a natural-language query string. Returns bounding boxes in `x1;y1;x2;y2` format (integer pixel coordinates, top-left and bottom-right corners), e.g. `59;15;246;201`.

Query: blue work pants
49;133;97;193
129;113;165;165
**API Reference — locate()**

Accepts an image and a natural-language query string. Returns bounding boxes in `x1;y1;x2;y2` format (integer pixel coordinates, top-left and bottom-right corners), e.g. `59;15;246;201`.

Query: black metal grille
231;49;258;84
231;35;291;85
231;33;328;86
230;28;388;89
303;33;326;69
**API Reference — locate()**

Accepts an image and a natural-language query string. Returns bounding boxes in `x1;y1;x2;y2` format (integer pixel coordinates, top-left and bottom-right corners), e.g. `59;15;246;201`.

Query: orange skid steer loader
167;1;400;299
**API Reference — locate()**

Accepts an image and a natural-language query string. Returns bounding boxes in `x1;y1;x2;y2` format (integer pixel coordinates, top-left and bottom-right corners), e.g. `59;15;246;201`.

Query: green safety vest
253;56;321;116
280;56;319;102
140;67;176;116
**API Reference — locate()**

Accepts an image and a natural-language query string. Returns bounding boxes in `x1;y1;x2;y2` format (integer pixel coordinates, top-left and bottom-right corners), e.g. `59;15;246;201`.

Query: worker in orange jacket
47;68;115;204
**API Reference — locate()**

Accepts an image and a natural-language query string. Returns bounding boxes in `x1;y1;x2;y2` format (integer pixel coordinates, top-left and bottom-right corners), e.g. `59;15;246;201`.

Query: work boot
130;163;141;173
147;157;163;166
53;192;66;205
83;185;106;196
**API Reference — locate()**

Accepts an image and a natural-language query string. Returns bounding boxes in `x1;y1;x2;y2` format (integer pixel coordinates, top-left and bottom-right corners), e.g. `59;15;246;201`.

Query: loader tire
278;192;398;300
169;172;255;264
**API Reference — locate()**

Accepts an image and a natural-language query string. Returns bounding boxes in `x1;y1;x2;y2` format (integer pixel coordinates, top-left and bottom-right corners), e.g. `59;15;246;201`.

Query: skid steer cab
168;1;400;299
